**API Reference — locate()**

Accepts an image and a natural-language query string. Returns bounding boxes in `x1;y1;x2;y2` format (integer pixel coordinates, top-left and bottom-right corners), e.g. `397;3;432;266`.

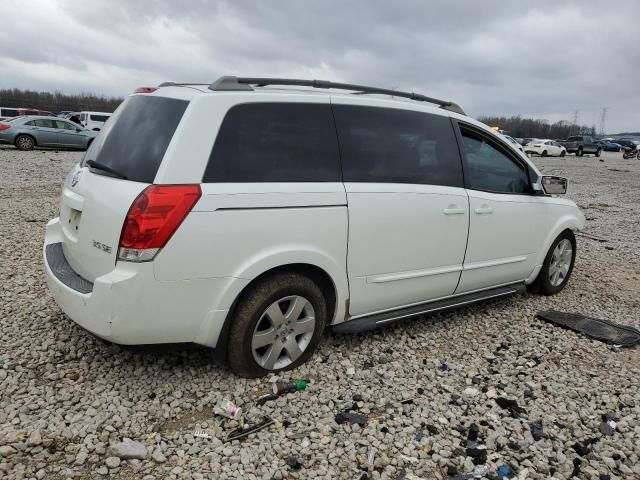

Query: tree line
0;88;123;113
478;115;597;139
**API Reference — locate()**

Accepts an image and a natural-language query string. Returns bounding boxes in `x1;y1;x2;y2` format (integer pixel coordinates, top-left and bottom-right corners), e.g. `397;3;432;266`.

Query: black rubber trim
333;283;525;334
46;243;94;294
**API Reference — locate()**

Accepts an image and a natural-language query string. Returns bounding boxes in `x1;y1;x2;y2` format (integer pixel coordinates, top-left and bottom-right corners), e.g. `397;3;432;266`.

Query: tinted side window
332;105;463;187
461;128;530;194
34;119;56;128
83;95;188;183
204;103;341;182
1;109;18;117
55;120;76;130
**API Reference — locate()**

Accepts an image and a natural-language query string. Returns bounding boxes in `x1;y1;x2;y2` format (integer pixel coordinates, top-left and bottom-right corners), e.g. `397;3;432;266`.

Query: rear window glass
90;114;110;122
203;103;341;182
83;95;188;183
333;105;463;187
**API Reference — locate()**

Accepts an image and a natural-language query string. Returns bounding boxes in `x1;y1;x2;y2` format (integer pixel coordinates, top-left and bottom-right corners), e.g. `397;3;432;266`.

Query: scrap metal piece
537;310;640;346
225;416;274;442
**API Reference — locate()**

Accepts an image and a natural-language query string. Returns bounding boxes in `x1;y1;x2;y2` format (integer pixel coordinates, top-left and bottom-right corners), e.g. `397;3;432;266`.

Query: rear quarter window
83;96;188;183
203;103;341;182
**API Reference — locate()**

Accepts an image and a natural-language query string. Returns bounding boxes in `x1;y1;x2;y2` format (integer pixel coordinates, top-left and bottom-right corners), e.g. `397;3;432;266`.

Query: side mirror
541;176;568;195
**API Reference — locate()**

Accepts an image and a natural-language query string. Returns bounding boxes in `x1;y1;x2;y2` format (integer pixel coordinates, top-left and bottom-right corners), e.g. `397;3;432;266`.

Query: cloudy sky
2;0;639;132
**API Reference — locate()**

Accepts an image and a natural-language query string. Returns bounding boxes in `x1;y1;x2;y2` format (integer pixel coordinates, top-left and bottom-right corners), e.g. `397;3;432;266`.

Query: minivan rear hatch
58;94;189;282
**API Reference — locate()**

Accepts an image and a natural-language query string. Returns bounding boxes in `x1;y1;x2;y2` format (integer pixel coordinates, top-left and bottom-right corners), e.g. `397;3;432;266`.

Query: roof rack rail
208;76;465;115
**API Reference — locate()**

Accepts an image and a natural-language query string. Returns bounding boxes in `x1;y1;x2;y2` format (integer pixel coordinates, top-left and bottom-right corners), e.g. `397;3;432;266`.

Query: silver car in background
0;116;97;151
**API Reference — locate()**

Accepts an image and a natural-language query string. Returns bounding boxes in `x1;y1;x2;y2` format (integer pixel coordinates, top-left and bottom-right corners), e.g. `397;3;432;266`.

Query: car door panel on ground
332;102;469;317
456;124;547;293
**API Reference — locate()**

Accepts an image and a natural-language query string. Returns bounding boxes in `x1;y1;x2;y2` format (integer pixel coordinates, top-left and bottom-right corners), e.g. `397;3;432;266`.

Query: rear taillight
134;87;158;94
0;124;11;131
118;184;201;262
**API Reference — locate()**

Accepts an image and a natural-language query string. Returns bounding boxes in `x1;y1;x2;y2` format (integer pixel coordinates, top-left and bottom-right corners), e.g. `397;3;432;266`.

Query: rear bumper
43;217;246;347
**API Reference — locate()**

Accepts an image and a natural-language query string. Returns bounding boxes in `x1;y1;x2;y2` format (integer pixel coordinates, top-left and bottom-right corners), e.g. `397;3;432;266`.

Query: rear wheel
530;230;576;295
227;273;327;377
542;150;548;157
560;150;566;157
15;135;35;151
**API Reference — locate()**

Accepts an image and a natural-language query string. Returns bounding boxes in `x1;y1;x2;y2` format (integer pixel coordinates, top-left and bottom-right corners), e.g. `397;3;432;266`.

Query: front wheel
560;150;566;157
577;147;583;157
227;273;327;377
541;150;548;157
531;231;576;295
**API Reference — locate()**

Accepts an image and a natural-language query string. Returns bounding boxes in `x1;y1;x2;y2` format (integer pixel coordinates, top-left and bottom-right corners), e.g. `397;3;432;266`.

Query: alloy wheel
251;295;316;370
549;239;573;287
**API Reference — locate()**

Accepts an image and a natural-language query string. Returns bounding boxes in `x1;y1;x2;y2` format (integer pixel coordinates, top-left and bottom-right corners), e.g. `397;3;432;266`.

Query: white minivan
44;77;585;377
73;111;112;131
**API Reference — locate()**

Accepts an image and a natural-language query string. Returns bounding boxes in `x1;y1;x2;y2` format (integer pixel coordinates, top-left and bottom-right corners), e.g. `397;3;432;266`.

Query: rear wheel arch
213;263;338;365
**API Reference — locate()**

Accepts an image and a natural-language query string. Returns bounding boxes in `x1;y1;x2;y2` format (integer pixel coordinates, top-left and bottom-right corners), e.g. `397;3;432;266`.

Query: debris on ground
335;410;368;427
537;310;640;346
495;397;527;418
465;446;487;465
438;361;450;371
287;455;303;470
193;430;211;439
225;416;274;442
256;393;279;406
497;464;514;478
530;419;544;441
473;465;488;478
598;419;617;436
575;231;608;242
272;379;309;395
214;399;243;420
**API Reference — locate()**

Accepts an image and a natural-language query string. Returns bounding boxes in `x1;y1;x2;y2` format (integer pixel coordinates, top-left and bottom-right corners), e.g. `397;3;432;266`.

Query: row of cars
510;135;639;158
0;108;112;151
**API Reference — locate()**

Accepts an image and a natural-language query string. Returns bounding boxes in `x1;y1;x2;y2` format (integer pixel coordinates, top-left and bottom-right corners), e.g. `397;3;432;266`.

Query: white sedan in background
525;139;567;157
502;134;525;153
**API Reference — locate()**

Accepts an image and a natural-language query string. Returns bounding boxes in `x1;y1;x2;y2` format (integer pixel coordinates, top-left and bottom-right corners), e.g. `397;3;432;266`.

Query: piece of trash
193;430;211;439
610;344;622;352
575;231;608;243
335;410;367;427
256;393;279;406
363;360;374;369
367;449;375;466
225;416;274;442
272;379;309;395
214;399;243;420
497;464;513;478
467;423;480;441
495;397;527;418
598;420;616;436
530;419;544;441
523;388;535;400
346;366;356;375
287;455;303;470
473;465;488;478
352;394;364;402
438;361;450;371
465;446;487;465
537;310;640;346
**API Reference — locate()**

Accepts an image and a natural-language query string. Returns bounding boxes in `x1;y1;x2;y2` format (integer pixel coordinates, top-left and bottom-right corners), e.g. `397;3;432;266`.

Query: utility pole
573;109;579;126
599;108;607;136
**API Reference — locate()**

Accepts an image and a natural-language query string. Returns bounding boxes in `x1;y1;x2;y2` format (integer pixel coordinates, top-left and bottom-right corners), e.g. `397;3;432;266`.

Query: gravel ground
1;146;639;480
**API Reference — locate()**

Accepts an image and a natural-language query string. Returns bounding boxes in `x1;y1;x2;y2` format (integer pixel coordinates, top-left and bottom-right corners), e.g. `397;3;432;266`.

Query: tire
15;135;35;151
595;148;601;157
227;272;327;378
577;147;583;157
560;150;566;157
530;230;576;296
541;150;547;157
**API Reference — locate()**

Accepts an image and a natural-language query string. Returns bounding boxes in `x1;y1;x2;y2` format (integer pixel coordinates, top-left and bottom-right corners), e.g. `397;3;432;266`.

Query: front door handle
443;206;465;215
474;205;493;215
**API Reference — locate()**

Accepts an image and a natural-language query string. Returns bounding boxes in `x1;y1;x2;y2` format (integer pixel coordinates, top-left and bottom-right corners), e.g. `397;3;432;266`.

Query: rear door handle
443;207;465;215
474;206;493;215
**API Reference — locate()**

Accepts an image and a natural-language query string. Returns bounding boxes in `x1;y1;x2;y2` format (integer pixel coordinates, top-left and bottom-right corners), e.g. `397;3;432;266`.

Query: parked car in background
43;77;584;377
525;139;567;157
603;142;623;152
521;138;535;146
58;111;73;118
615;139;640;152
502;134;524;152
70;111;112;131
559;136;601;156
0;107;20;121
0;116;97;151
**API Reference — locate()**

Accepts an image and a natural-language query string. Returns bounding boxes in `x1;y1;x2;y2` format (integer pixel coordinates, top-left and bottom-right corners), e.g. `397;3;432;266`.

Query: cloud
1;0;638;132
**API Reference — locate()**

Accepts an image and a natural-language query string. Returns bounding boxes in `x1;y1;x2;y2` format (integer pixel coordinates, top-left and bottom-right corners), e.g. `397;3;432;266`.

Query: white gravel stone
109;438;147;459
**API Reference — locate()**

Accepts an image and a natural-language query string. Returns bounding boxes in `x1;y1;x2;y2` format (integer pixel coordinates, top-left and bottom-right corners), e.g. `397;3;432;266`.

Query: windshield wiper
86;160;127;180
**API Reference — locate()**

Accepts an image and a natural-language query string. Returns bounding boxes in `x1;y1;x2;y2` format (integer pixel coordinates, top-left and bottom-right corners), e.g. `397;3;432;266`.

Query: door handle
443;207;465;215
474;205;493;215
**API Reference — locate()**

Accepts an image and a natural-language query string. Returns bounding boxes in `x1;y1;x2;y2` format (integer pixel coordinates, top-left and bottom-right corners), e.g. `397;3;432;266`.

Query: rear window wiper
86;160;128;180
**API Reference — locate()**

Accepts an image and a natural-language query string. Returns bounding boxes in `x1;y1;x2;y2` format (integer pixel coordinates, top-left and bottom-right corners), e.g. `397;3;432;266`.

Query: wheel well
213;263;338;365
15;134;36;146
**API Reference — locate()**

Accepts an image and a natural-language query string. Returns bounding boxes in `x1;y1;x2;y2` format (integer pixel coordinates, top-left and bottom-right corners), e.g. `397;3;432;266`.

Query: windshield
83;95;188;183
